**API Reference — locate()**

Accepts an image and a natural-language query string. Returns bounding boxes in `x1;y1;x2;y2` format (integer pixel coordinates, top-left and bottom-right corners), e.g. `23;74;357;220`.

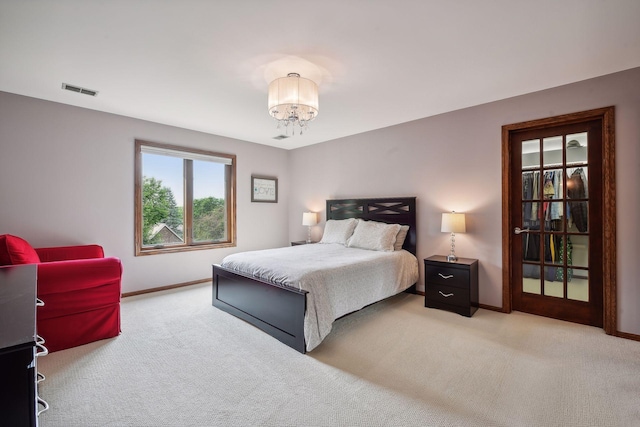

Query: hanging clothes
523;225;540;260
542;171;555;226
543;174;555;198
550;169;563;220
567;168;588;232
523;172;533;224
555;236;574;282
522;225;541;280
543;233;559;282
531;171;539;221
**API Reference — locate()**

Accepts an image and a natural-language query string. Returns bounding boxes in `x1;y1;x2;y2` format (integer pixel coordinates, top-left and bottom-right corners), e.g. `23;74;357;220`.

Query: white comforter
220;243;419;351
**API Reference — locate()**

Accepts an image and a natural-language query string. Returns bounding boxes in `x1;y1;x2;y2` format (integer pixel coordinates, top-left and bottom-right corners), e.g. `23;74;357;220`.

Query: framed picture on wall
251;176;278;203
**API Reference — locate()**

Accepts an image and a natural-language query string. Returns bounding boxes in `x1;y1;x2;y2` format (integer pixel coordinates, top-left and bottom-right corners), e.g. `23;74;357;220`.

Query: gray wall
288;67;640;336
0;92;290;293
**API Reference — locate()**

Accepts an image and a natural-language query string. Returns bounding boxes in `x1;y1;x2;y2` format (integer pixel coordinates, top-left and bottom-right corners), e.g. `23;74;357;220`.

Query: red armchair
0;234;122;352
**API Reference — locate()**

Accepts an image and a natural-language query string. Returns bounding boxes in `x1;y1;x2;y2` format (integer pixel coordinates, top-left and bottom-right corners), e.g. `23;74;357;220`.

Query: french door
502;107;616;332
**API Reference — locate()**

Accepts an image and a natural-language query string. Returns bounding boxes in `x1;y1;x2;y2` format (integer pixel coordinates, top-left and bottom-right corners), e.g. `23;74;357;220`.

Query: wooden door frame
501;106;616;334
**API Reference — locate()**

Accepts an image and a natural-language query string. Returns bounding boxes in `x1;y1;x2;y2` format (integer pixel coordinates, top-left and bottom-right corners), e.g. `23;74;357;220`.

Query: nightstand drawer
426;284;469;308
425;265;469;289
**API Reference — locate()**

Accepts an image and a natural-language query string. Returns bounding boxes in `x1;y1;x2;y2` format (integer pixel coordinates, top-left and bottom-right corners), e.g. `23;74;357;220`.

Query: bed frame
212;197;417;353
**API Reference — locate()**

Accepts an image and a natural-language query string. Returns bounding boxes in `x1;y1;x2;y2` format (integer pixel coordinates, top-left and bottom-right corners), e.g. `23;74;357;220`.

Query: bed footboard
212;264;308;353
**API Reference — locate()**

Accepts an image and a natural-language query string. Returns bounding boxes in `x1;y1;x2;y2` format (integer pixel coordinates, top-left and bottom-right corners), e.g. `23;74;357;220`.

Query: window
135;140;236;255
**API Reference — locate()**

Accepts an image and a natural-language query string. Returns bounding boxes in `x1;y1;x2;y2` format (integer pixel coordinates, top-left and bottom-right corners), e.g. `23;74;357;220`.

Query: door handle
514;227;530;235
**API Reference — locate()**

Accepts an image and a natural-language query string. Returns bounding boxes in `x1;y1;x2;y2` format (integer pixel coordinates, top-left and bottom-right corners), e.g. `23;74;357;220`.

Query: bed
212;197;418;353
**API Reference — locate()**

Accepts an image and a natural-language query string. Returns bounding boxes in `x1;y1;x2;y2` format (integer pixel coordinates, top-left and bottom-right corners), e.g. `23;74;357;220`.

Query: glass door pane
522;138;540;168
543;265;564;298
568;269;589;302
543;136;562;167
522;265;541;295
566;132;588;164
570;235;588;268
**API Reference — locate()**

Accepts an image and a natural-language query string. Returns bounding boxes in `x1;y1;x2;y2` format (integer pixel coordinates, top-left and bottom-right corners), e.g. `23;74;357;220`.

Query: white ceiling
1;1;639;150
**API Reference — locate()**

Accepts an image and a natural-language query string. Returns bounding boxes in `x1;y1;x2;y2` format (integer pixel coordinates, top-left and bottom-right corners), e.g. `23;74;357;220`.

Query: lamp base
447;232;458;262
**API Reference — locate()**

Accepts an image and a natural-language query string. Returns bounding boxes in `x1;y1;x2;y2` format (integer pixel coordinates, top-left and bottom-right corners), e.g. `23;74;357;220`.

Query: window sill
135;242;236;256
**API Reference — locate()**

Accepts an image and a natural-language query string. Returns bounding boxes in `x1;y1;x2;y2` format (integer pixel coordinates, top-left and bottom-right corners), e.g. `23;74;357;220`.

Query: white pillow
319;218;358;245
394;225;410;251
347;220;401;252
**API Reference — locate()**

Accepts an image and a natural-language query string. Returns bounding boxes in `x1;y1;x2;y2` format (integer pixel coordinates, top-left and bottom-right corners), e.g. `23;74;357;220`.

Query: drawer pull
439;291;454;297
36;298;45;307
438;273;454;279
37;396;50;415
35;343;49;357
37;372;46;383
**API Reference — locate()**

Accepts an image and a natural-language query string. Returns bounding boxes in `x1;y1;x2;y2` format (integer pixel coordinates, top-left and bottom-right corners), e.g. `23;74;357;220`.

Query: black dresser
424;255;479;317
0;264;48;426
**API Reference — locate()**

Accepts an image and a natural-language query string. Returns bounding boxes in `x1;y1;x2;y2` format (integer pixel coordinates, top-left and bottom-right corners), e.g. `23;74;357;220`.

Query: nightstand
424;255;479;317
291;241;314;246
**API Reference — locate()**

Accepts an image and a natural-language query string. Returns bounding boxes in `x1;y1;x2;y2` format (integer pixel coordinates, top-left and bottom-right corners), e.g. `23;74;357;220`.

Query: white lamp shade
302;212;318;226
441;212;466;233
268;74;319;121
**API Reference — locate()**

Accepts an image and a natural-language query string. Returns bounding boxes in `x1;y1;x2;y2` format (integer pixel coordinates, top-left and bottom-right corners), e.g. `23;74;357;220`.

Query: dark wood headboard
326;197;417;255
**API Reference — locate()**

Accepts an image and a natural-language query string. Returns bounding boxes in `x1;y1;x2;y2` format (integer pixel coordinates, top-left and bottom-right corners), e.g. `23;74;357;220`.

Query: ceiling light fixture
268;73;318;135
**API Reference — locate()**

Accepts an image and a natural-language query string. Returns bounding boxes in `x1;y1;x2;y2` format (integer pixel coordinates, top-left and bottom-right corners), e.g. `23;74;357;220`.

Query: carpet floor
38;282;640;427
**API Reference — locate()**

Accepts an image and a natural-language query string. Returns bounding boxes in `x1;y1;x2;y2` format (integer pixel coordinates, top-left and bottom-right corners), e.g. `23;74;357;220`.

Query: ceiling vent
61;83;98;97
272;135;289;140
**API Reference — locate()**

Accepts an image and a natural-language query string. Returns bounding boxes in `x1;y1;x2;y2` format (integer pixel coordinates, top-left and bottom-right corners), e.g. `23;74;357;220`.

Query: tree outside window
135;140;236;255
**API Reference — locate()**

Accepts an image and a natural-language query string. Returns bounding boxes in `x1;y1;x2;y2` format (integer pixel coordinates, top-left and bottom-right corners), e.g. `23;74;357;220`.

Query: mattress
221;243;419;351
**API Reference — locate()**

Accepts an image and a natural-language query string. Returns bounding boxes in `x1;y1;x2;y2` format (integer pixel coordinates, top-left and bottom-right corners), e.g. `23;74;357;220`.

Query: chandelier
268;73;319;135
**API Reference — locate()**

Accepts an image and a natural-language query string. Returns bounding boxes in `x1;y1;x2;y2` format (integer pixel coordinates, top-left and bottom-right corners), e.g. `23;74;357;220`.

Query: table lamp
302;212;318;243
441;211;466;262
